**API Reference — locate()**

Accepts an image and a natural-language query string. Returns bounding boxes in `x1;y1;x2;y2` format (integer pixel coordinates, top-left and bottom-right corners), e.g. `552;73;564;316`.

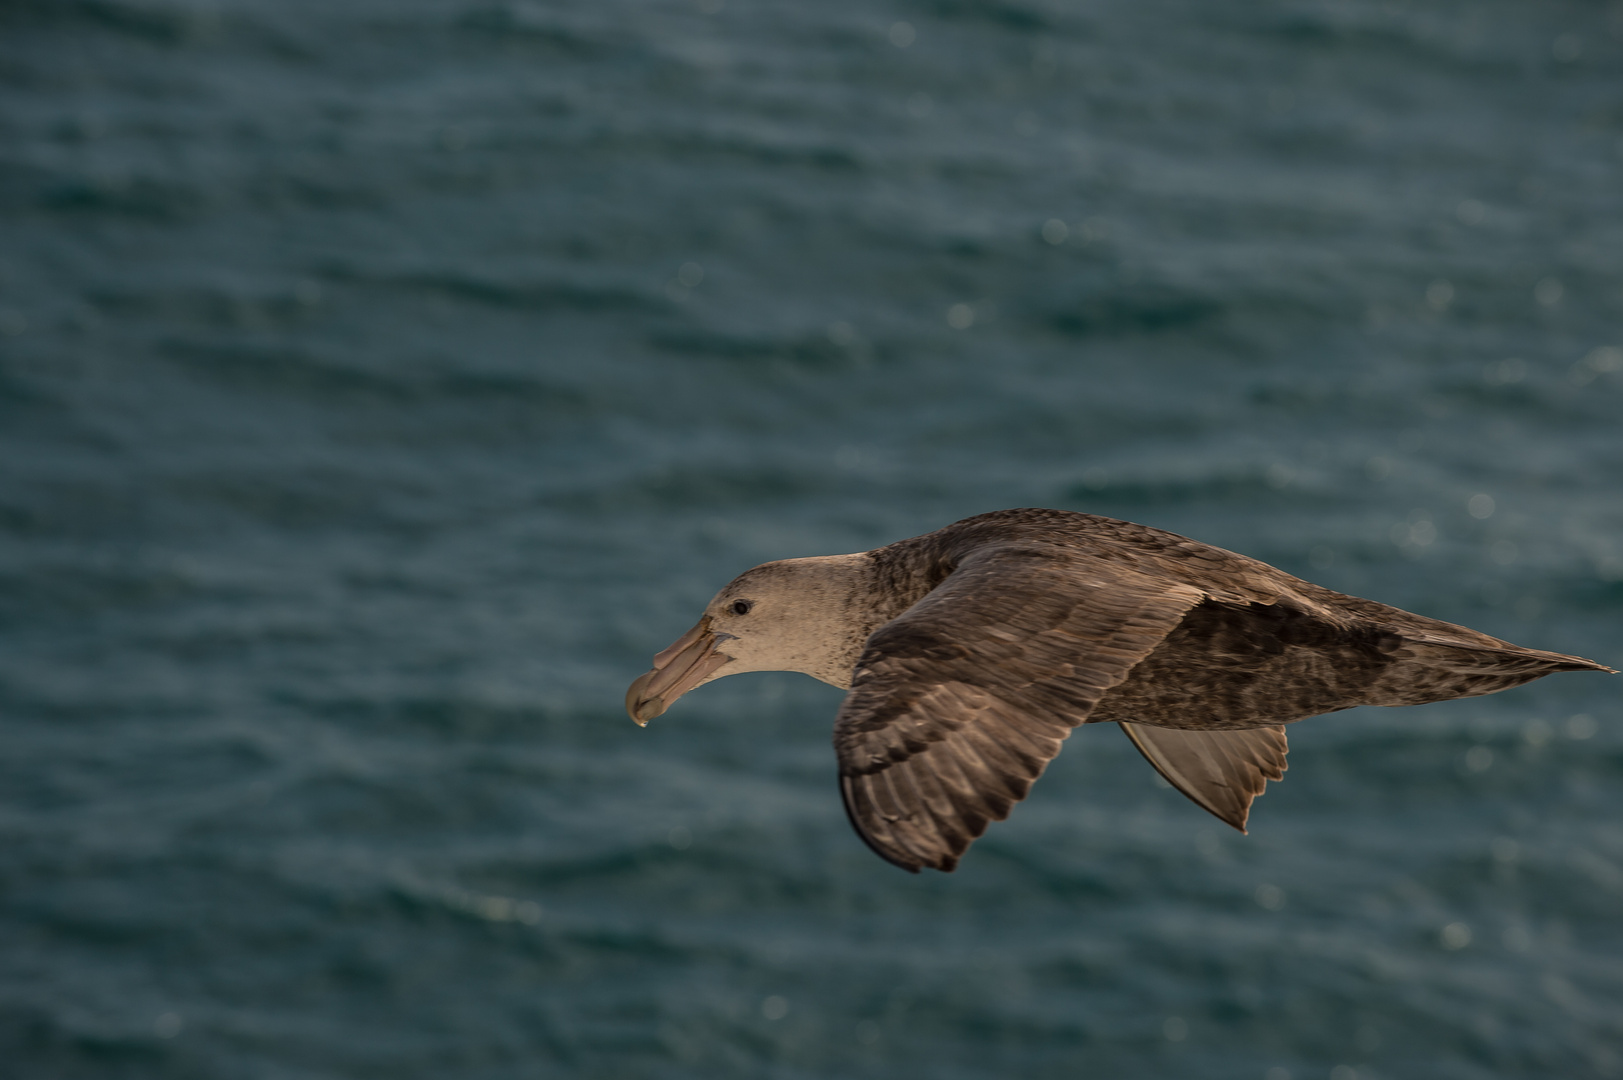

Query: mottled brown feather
832;510;1611;872
835;543;1205;871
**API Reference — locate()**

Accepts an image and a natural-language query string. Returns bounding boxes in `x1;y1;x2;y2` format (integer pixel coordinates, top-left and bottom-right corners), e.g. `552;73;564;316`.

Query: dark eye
730;599;753;616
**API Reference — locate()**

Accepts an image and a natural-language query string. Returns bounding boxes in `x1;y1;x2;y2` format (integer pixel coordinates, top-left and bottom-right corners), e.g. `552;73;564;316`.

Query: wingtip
1555;654;1616;675
1120;722;1283;836
839;773;932;874
879;846;928;874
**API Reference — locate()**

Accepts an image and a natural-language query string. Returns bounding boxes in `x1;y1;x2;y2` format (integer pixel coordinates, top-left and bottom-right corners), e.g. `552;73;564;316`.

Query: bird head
625;554;870;725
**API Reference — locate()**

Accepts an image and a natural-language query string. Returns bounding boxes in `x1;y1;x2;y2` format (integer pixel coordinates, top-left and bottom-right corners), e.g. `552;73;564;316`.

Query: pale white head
626;553;871;724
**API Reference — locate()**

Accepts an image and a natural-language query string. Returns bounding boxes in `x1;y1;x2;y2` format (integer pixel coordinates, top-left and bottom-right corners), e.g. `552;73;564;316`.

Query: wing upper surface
834;544;1205;871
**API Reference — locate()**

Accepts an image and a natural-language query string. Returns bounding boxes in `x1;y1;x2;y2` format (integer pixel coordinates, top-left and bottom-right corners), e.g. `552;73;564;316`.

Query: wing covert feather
834;545;1205;872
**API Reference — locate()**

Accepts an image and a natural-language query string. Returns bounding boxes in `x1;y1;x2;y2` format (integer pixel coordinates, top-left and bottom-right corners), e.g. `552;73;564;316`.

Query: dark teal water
3;1;1622;1077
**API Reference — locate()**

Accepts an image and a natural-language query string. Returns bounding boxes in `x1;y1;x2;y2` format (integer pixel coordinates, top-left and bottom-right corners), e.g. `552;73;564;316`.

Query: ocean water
2;0;1622;1077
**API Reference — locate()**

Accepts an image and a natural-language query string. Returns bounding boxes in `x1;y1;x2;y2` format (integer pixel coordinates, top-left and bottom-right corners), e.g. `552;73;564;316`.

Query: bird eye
730;599;753;616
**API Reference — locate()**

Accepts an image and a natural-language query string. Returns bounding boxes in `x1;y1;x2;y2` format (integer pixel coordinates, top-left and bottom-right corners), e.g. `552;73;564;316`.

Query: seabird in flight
626;509;1612;872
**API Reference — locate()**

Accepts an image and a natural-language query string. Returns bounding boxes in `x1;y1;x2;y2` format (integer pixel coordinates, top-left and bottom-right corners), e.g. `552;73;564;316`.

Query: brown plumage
627;509;1613;873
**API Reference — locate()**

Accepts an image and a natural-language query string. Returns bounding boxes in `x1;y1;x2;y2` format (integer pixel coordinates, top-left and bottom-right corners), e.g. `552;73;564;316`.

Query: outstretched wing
833;543;1206;872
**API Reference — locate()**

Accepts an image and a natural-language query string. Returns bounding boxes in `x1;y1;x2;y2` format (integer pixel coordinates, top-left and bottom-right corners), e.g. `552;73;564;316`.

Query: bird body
627;509;1611;873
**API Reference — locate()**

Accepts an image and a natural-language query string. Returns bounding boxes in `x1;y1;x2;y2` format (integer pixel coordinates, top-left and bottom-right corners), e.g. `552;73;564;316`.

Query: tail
1366;634;1614;708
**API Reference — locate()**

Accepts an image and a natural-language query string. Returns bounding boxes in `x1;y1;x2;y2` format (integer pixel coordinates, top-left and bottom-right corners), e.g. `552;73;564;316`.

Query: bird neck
794;547;941;690
751;552;875;690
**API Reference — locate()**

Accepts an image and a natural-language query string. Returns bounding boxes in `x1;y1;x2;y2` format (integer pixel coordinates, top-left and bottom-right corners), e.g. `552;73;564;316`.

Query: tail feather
1367;637;1614;708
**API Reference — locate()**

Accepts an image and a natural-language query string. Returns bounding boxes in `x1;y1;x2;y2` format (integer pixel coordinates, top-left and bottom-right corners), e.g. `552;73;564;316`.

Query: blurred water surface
2;0;1622;1077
